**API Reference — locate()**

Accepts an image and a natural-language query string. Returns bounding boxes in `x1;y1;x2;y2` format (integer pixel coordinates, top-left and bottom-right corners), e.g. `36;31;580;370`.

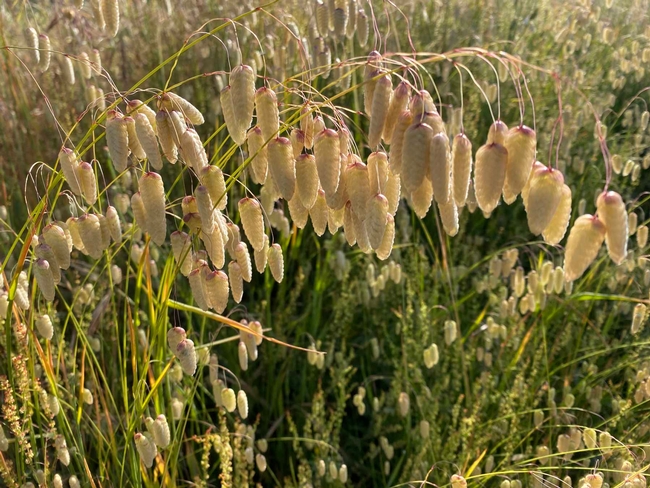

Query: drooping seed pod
268;244;284;283
238;340;248;371
268;137;295;200
228;261;244;303
254;234;269;273
77;162;97;205
152;415;170;448
79;51;92;79
134;433;157;468
352;210;371;253
34;259;55;302
487;120;508;145
239;198;265;252
383;81;410;144
294;154;319;210
357;8;369;46
402;123;433;193
66;217;86;254
376;214;395;260
397;391;409;416
205;269;229;313
25;27;39;64
525;166;565;235
255;87;279;141
236;389;249;419
596;191;628;265
366;194;389;249
225;222;241;259
170;231;192;276
300;103;315;149
131;192;148;234
384;170;401;216
542;184;572;245
423;343;439;368
77;213;103;259
451;134;473;207
35;313;53;340
637;225;648;248
106;111;130;172
221;85;245;145
199;166;227;211
42;223;70;269
503;125;536;203
343;202;357;246
176;338;197;375
314;128;341;198
410;90;436;120
368;74;392;149
155;110;178;164
90;48;102;75
180;129;208;174
564;214;606;281
230;65;256;139
35;243;61;284
368;152;389;196
474;143;508;214
290;128;305;158
54;435;70;466
325;155;349;211
409;178;434;218
160;92;204;125
58;147;82;195
200;224;225;269
134;113;163;170
127;100;157;133
195;185;215;234
310;190;329;236
139;172;166;245
104;205;122;244
246;127;268;184
125;116;147;160
167;327;186;354
102;0;120;37
234;242;253;282
429;132;451;204
38;34;51;72
287;194;309;229
62;56;76;85
388;111;413;175
439;199;459;236
221;387;236;412
346;160;371;220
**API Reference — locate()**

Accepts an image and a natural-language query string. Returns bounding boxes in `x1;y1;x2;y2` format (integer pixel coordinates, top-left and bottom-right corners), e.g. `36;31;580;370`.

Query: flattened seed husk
408;178;434;218
255;87;280;141
228;261;244;303
368;74;392;149
106;112;130;172
402;123;433;193
346;161;371;220
239;198;265;252
155;110;179;164
42;223;70;269
246;127;268;184
474;143;507;214
254;235;269;273
267;137;296;200
596;190;628;265
383;81;410;144
451;133;472;207
388;111;413;175
230;65;256;141
525;167;564;235
295;154;320;209
429;132;451;204
503;125;536;204
438;199;459;236
135;113;163;170
58;148;82;195
201;165;228;210
138;172;166;245
564;214;606;281
376;214;395;260
542;184;572;245
366;194;389;249
268;244;284;283
368;151;389;196
314;129;341;198
310;190;329;236
160;92;204;125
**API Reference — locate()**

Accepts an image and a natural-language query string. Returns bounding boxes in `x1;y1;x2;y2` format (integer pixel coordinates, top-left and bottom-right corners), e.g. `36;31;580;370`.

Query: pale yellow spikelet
402;122;433;193
181;196;198;216
368;151;388;196
300;103;315;149
205;269;229;313
221;85;245;145
247;127;268;184
62;56;76;85
167;327;186;353
429;131;451;204
151;415;170;448
503;125;536;203
125;116;146;160
171;231;193;276
438;199;459;236
525;166;565;235
90;48;102;75
255;87;279;140
409;90;436;121
564;214;606;281
79;52;92;79
328;206;344;235
325;154;349;210
106;111;130;172
225;223;241;259
451;134;472;207
474;143;508;214
409;178;434;218
25;28;39;64
189;266;209;310
239;198;265;252
35;313;53;340
38;34;51;72
357;8;369;46
268;137;296;200
176;338;197;375
200;166;228;211
343;202;357;245
134;433;156;469
383;81;410;144
596;190;628;265
58;147;82;195
376;214;395;260
237;390;249;419
222;388;236;412
310;190;329;236
384;170;401;215
316;1;329;36
339;125;350;157
77;162;97;205
290;129;305;158
195;185;215;234
35;243;60;284
487;120;508;145
160;92;204;125
295;154;319;209
366;194;389;249
180;129;208;173
200;224;225;269
97;214;111;251
542;184;572;245
135;113;163;170
155;110;178;164
234;242;253;282
389;110;413;175
228;261;244;303
102;0;120;37
363;51;382;114
368;74;392;149
67;217;87;254
346;0;357;38
352;209;371;253
127;100;157;132
288;194;309;229
254;234;269;273
314;128;341;198
105;205;122;244
77;214;103;259
346;160;371;220
268;244;284;282
139;172;166;246
521;161;545;206
638;225;648;248
42;223;70;269
230;65;256;140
